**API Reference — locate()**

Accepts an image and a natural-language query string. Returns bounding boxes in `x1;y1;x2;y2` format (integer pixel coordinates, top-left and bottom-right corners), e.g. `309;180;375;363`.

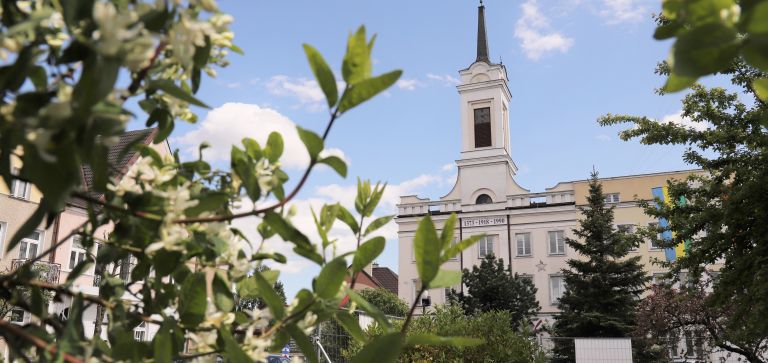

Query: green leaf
653;22;682;40
264;132;284;163
253;271;286;318
314;257;347;299
337;205;360;234
351;332;403;363
406;334;483;347
428;269;462;289
364;215;393;236
185;191;229;216
221;328;254;363
663;73;698;93
753;77;768;102
352;237;386;273
339;70;402;113
347;289;391;329
442;235;483;263
672;23;739;77
297;126;324;161
212;272;235;312
318;155;347;177
303;44;338;108
194;36;212;68
153;325;173;363
439;214;457;250
747;1;768;34
178;272;207;326
742;34;768;71
29;66;47;91
286;325;318;363
335;312;366;342
148;79;210;108
414;216;441;284
72;54;120;111
342;26;372;85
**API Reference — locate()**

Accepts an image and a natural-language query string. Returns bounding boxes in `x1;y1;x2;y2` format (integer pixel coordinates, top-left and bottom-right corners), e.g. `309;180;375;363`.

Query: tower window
473;107;491;148
475;194;492;204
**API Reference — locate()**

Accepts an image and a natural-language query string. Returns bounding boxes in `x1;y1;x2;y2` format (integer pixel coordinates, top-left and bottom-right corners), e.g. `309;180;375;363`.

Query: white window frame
10;308;26;324
648;222;662;250
0;221;7;258
134;321;147;341
448;237;459;261
10;167;31;199
548;231;566;256
18;230;43;260
478;235;495;258
515;233;532;257
68;235;87;270
604;193;620;204
549;275;565;305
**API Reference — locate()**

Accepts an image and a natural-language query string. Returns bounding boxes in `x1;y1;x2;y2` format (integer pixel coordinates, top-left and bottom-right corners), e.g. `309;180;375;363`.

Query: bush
356;288;409;317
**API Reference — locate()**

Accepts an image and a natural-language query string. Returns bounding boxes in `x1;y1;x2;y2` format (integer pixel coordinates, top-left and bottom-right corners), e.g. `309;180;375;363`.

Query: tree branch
0;319;83;363
401;285;426;334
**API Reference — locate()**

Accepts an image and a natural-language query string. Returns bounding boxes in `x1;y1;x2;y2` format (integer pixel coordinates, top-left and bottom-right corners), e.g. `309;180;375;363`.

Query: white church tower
443;2;529;206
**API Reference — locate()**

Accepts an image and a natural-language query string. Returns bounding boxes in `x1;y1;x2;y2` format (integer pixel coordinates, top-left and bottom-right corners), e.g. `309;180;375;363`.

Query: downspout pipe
507;214;512;274
459;217;464;295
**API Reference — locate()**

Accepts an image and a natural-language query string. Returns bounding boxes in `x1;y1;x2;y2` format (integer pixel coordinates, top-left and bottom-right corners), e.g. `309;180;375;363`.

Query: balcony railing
11;259;61;284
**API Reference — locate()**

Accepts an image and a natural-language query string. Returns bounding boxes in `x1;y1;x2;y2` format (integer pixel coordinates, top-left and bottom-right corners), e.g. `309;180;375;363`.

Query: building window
604;193;620;204
448;237;459;261
10;308;25;324
473;107;491;148
478;235;495;258
134;322;147;341
548;231;565;255
616;224;637;251
516;233;531;256
475;194;492;204
69;235;87;270
118;255;137;282
648;222;662;250
550;275;565;304
10;168;31;199
0;221;7;258
18;231;42;260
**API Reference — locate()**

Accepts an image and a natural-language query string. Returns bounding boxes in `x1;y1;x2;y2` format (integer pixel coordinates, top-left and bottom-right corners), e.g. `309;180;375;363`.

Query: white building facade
396;3;579;320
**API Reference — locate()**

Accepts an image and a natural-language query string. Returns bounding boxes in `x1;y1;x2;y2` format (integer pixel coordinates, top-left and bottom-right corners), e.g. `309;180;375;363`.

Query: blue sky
129;0;707;297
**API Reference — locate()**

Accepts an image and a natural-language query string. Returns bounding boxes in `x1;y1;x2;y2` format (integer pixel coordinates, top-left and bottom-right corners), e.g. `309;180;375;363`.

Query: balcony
11;259;61;284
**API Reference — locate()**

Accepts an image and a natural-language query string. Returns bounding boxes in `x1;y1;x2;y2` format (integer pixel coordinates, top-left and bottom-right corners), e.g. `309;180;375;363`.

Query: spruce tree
552;171;649;362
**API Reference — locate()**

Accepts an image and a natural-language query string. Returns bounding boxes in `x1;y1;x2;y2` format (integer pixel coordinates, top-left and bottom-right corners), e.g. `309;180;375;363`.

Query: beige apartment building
0;128;169;360
396;4;706;324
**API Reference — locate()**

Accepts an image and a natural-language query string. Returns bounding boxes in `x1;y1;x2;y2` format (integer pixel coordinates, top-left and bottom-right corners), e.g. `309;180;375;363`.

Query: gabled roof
70;128;157;208
371;266;399;295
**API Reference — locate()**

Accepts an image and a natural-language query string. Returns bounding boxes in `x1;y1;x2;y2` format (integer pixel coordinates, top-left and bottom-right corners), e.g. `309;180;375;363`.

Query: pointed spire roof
476;1;490;63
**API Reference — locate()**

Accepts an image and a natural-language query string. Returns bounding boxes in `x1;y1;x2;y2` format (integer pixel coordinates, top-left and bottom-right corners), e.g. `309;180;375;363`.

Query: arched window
476;194;493;204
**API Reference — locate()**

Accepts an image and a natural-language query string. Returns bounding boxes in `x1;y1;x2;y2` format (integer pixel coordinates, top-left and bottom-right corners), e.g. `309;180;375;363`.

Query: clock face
474;107;490;124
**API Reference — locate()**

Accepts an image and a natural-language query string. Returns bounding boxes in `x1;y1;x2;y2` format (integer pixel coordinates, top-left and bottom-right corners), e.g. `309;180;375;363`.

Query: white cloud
441;163;454;172
265;75;344;112
396;79;423;91
599;0;646;24
426;73;460;86
660;111;709;131
173;103;348;169
514;0;574;60
595;134;611;142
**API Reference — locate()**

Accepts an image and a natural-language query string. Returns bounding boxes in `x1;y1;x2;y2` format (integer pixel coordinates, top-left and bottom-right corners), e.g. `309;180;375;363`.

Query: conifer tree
552;171;649;362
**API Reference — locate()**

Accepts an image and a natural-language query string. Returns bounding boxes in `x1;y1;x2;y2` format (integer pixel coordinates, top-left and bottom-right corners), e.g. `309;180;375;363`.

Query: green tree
551;171;649;362
357;288;408;317
0;1;487;361
600;55;768;360
236;266;287;311
450;254;540;330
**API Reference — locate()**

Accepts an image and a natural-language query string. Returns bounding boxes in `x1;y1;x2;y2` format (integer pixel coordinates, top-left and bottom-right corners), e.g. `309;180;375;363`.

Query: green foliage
356;288;409;317
656;0;768;100
551;171;649;362
450;254;540;330
346;306;546;363
600;57;768;361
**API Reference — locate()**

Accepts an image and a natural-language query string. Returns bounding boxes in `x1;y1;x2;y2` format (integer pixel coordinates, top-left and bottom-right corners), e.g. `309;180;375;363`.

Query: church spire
476;1;490;63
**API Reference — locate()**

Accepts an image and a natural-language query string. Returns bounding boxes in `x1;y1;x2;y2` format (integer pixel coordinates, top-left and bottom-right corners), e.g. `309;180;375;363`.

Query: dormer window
474;107;491;147
476;194;492;204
